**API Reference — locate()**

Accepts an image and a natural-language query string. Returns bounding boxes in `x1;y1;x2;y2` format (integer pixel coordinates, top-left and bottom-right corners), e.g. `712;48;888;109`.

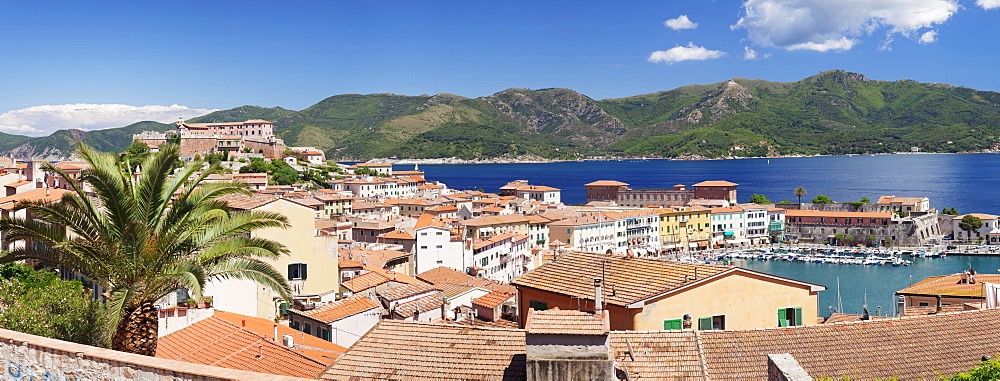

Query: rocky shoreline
361;151;975;165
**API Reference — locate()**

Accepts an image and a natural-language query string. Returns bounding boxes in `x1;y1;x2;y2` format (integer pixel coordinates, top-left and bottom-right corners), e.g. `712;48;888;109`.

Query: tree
0;263;110;347
812;195;834;203
943;207;959;216
949;357;1000;380
860;197;871;204
959;214;984;241
270;159;300;185
793;187;807;205
123;140;150;164
748;194;772;204
0;143;292;356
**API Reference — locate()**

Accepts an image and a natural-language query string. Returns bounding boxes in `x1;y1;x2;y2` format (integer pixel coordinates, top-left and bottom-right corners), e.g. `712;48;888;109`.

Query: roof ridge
210;318;327;367
379;319;527;332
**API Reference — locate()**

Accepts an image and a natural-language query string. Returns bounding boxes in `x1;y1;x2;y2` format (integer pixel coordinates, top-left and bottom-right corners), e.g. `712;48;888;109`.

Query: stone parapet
0;327;311;380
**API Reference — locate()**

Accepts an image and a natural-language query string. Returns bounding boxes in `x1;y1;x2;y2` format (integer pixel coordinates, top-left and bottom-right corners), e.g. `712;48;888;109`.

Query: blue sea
412;153;1000;317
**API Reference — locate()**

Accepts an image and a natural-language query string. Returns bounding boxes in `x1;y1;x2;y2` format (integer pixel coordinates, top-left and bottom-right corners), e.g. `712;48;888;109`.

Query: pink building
177;119;274;137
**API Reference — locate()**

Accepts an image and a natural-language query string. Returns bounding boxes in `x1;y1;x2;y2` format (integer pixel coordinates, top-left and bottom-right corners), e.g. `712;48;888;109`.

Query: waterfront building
741;204;771;245
876;195;931;214
658;206;712;251
952;213;999;242
584;180;738;207
512;251;825;331
767;207;787;242
499;180;562;204
710;206;748;248
603;209;662;255
784;209;896;245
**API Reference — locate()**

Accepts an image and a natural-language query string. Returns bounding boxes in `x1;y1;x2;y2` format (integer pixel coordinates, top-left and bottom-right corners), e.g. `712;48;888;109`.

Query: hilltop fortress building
134;119;286;159
585;180;738;207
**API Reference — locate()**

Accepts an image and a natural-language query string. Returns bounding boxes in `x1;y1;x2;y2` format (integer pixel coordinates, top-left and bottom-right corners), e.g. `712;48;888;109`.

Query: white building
741;204;770;245
413;215;467;275
287;295;383;348
469;232;530;282
711;206;748;247
953;213;999;242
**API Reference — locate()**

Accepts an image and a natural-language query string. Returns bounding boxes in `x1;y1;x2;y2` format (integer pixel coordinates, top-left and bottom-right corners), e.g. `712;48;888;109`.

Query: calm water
416;153;1000;215
414;153;1000;316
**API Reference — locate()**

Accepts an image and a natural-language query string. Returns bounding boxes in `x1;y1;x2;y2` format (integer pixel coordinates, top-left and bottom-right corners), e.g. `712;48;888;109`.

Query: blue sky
1;0;998;135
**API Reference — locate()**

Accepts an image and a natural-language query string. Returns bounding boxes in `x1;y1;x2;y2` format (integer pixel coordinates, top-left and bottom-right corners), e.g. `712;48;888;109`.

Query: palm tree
0;144;291;356
793;187;807;205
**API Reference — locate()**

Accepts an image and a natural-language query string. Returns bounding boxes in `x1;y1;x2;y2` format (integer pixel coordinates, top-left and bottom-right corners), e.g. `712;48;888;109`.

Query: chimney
273;324;278;341
935;295;943;314
441;297;451;320
594;278;603;313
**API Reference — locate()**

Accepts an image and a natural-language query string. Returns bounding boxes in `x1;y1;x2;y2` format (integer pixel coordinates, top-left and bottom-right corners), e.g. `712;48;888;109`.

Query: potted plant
186;298;197;308
199;296;214;308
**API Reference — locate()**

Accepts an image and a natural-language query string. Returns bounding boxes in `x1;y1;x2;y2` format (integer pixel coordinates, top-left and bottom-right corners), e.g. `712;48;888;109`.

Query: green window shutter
794;307;803;326
663;319;682;330
777;308;788;327
698;317;713;330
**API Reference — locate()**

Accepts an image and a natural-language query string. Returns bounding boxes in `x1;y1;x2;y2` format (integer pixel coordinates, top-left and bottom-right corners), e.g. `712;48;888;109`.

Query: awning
724;231;735;236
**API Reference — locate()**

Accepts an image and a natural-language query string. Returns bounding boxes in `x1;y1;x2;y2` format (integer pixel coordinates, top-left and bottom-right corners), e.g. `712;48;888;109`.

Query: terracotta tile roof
427;205;458;212
362;266;421;284
585;180;629;186
378;282;437;301
434;283;477;299
414;213;447;229
341;272;389;293
0;188;72;210
448;317;521;329
416;266;517;293
211;310;346;364
155;315;332;378
392;292;446;318
525;308;609;335
216;193;281;210
339;260;363;268
820;312;890;324
516;185;560;192
610;330;703;379
696;309;1000;379
784;209;894;219
460;214;530;227
511;251;732;306
5;180;30;187
472;290;515;309
472;232;521;250
956;213;1000;220
293;295;382;323
902;304;968;316
320;320;525;380
692;180;738;187
896;273;1000;298
381;229;415;240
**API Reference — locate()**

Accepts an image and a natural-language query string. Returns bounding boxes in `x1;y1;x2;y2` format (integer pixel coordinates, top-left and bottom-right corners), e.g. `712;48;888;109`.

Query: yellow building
208;194;339;319
659;206;712;251
512;251;825;331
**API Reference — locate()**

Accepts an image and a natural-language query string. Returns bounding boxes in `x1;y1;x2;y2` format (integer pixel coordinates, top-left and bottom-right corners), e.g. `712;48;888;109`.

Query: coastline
358;151;977;165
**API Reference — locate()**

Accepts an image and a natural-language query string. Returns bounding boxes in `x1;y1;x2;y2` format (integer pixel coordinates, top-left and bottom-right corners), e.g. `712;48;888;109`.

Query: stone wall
0;327;310;380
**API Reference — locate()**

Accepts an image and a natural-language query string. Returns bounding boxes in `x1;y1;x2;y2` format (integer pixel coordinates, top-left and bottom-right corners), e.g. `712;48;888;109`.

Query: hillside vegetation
4;70;1000;160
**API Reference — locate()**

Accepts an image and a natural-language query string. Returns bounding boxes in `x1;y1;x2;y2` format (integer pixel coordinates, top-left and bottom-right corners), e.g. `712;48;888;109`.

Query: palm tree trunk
111;302;159;356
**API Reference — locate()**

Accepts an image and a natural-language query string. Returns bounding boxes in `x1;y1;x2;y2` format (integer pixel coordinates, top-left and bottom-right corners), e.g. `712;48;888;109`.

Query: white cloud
918;30;938;44
648;43;725;64
733;0;958;52
0;104;217;137
978;0;1000;9
788;37;860;52
664;15;698;30
744;46;758;60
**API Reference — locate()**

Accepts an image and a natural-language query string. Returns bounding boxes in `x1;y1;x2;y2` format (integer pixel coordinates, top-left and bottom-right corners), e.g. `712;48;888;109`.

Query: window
529;300;548;311
436;232;443;235
698;315;725;330
420;245;427;249
290;320;300;330
303;323;312;335
288;263;307;280
777;307;803;327
663;319;682;330
918;301;930;307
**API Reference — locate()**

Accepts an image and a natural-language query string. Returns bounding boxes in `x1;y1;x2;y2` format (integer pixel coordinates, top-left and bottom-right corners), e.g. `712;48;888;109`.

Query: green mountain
4;70;1000;160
